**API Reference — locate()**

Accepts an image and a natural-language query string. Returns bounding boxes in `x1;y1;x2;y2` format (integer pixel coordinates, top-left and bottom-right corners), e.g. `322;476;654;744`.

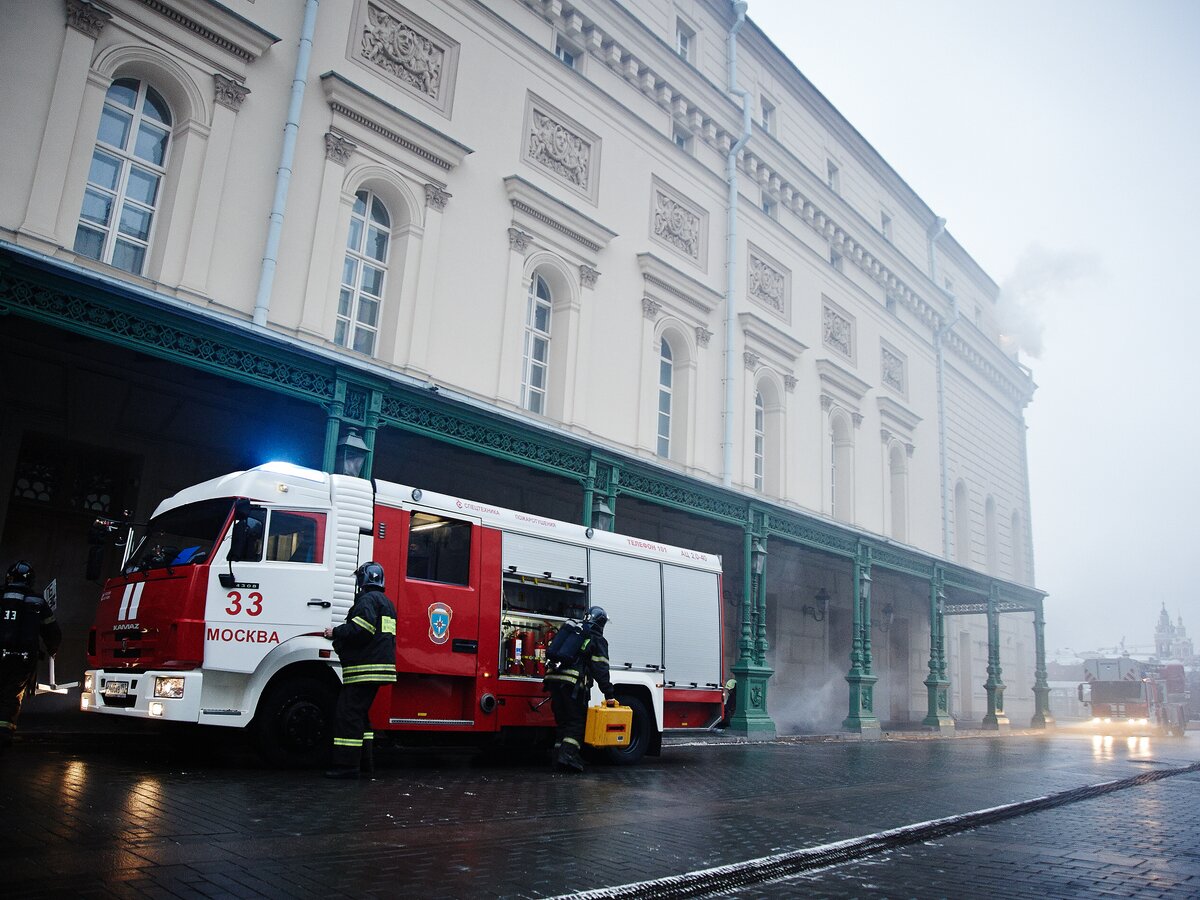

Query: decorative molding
636;252;721;327
880;340;907;396
579;264;599;288
522;94;600;203
507;227;533;254
66;0;112;39
504;175;616;254
324;132;357;164
816;358;870;414
695;326;712;348
213;74;250;111
747;244;790;322
743;351;761;371
133;0;279;62
738;311;806;377
784;374;797;392
321;73;472;173
877;395;922;436
424;183;451;210
352;0;459;115
822;298;856;363
642;297;662;320
650;177;706;266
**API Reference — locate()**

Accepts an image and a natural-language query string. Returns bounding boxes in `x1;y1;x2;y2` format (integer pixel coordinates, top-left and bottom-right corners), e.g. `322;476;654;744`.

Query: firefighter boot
556;741;585;773
361;739;375;775
324;766;359;779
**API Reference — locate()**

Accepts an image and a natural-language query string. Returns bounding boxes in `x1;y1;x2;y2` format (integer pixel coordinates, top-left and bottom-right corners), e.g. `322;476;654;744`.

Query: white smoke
996;243;1097;359
771;674;848;734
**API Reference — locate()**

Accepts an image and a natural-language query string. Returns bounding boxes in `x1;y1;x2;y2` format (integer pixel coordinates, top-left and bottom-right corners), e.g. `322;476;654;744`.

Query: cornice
133;0;279;62
320;72;473;172
504;175;617;253
816;357;871;404
877;395;922;433
636;252;721;315
738;311;807;364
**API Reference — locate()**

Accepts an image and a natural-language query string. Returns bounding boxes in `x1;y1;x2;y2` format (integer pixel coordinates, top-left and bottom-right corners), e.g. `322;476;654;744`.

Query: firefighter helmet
354;561;385;593
585;605;608;632
5;560;34;589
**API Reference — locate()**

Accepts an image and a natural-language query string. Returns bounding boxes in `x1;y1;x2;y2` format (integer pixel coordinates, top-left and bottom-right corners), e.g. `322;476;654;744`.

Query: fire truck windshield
124;499;234;573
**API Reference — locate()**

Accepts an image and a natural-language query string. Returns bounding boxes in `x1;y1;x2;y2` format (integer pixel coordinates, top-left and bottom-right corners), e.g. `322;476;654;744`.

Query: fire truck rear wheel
254;675;336;768
604;694;650;765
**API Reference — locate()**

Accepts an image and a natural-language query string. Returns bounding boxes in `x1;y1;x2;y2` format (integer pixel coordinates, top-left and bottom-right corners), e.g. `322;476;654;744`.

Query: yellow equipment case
584;700;633;747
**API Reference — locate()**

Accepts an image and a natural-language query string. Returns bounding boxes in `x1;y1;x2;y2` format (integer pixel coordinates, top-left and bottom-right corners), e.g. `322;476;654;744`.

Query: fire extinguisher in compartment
508;631;523;676
535;632;547;676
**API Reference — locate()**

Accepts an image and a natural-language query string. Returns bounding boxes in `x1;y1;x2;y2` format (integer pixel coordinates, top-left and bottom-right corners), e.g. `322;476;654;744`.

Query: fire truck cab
1078;657;1188;737
82;463;725;765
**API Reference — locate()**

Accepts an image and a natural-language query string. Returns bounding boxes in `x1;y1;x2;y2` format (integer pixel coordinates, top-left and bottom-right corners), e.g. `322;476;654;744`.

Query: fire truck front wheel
604;694;651;766
253;675;336;768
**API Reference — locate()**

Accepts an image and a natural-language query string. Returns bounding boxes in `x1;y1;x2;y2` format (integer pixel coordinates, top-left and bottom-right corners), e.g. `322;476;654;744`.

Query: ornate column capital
579;264;599;288
66;0;111;39
324;132;356;165
783;374;797;392
424;183;451;211
743;350;761;371
695;326;713;348
641;297;661;320
851;412;864;428
507;227;533;253
213;74;250;112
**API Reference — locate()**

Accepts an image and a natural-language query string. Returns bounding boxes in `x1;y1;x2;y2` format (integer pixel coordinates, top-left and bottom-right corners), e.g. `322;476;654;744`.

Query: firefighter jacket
332;589;397;685
544;625;613;697
0;587;61;659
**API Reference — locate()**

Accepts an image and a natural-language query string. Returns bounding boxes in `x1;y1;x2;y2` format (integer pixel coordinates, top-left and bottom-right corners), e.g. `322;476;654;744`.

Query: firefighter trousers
0;655;36;746
331;681;379;769
548;680;587;753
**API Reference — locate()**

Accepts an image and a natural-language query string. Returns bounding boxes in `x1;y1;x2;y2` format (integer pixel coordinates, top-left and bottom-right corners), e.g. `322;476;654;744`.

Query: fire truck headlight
153;676;185;699
81;695;90;710
84;674;94;692
1103;717;1112;723
1091;717;1102;724
149;702;165;717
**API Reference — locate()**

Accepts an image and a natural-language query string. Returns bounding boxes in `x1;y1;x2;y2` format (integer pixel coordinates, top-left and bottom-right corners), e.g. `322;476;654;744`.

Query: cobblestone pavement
1;723;1197;899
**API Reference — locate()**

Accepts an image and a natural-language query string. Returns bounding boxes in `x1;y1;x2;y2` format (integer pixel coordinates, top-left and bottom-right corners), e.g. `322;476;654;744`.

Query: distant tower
1156;603;1173;658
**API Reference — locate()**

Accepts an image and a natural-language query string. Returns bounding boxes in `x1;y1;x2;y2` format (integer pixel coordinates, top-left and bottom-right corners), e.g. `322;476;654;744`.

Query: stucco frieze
822;302;855;362
350;0;459;115
880;342;906;396
132;0;279;62
747;245;789;323
522;95;599;202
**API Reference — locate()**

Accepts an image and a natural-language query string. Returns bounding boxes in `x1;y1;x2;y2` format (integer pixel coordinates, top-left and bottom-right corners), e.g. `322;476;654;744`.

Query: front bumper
82;669;204;723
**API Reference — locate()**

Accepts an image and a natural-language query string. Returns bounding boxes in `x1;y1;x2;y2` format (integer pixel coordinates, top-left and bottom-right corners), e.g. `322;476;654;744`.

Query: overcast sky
746;0;1200;658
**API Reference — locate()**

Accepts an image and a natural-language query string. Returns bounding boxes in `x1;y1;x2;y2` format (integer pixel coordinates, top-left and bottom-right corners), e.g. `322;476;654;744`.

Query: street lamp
591;497;614;532
335;427;369;477
750;537;768;577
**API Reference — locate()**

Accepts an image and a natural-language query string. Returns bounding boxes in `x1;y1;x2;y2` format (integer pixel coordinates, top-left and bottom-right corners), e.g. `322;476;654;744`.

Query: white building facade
0;0;1047;733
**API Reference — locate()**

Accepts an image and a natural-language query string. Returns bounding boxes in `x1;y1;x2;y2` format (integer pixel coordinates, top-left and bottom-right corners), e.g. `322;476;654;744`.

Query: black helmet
585;605;608;632
5;560;34;589
354;561;385;593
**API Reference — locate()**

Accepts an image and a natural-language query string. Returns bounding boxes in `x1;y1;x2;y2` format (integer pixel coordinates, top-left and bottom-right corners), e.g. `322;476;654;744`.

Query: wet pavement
1;720;1198;898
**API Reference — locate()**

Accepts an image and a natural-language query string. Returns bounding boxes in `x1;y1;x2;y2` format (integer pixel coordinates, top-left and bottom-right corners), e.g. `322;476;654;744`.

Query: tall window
753;392;765;491
74;78;172;275
521;273;553;414
336;190;390;356
954;480;970;564
676;21;694;61
831;411;853;522
881;212;893;242
889;443;908;541
826;159;840;193
656;338;674;458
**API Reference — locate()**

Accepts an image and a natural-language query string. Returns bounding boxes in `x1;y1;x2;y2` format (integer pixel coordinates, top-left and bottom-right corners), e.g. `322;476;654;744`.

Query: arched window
830;410;853;523
985;496;998;574
73;78;172;275
336;189;391;356
1011;510;1025;582
889;442;908;542
521;273;553;414
656;337;674;458
753;391;765;491
954;480;970;564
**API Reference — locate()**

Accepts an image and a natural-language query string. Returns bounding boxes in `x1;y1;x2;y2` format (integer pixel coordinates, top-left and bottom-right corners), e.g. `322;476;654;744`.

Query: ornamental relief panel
350;0;459;115
747;244;789;322
881;343;906;395
649;178;707;268
823;301;855;362
522;95;599;201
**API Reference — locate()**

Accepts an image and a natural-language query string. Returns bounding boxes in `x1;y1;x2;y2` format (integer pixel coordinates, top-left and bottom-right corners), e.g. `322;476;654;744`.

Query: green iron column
321;381;348;473
1031;597;1055;728
922;566;954;731
360;389;382;481
843;542;881;738
729;524;775;737
982;583;1010;730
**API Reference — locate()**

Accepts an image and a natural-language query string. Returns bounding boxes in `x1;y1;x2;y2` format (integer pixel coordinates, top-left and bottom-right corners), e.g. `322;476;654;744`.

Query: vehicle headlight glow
1091;717;1101;724
84;674;94;692
149;702;165;717
153;676;185;699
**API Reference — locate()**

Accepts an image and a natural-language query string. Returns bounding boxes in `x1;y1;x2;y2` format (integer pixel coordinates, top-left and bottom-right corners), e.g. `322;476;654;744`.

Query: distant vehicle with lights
80;463;726;765
1077;657;1188;736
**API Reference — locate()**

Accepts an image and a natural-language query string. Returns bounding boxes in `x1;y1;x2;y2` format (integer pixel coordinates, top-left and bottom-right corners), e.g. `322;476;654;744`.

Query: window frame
521;272;553;415
335;188;392;357
656;337;674;458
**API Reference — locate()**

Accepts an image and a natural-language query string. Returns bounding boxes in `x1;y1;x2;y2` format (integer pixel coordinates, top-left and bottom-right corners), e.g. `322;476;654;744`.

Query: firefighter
0;561;61;750
323;561;397;778
543;605;615;772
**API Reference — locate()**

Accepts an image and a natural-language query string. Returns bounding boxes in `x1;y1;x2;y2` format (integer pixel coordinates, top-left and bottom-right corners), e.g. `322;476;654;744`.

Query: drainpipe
722;1;753;487
253;0;319;327
930;216;960;559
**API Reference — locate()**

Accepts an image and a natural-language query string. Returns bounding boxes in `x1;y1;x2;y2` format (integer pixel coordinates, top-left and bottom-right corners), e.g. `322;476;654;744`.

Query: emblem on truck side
428;602;452;645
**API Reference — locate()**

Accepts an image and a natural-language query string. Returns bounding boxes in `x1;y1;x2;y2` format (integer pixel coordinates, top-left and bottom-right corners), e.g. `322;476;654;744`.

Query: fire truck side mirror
1078;683;1090;704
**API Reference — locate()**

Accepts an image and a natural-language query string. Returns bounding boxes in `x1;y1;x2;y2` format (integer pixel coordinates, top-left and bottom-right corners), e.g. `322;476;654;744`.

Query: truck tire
253;675;336;768
604;694;651;765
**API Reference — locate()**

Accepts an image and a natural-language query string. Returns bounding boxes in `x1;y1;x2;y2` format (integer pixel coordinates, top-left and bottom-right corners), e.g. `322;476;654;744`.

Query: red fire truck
82;463;725;765
1077;657;1189;737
